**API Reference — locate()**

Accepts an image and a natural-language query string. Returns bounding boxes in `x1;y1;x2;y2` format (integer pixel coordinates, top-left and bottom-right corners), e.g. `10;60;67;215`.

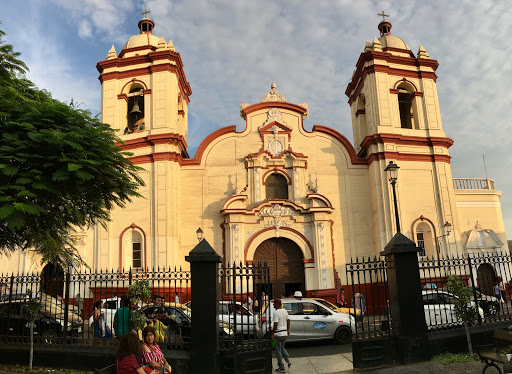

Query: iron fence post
186;239;221;374
467;255;482;324
380;233;429;364
63;272;71;342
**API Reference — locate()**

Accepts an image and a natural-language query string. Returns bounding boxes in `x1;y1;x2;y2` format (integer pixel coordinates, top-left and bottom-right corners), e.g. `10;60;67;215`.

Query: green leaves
0;26;144;268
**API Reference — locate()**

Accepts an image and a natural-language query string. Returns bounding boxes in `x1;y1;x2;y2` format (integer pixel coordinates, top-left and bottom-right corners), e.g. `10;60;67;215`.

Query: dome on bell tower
375;11;411;57
120;9;174;56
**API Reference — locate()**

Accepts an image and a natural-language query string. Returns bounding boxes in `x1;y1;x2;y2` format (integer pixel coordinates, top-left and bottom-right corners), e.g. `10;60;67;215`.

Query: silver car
219;301;259;335
260;298;355;344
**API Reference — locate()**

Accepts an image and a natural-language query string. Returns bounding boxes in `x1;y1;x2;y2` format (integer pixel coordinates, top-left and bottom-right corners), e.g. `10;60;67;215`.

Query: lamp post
196;227;204;242
384;161;401;234
436;221;452;257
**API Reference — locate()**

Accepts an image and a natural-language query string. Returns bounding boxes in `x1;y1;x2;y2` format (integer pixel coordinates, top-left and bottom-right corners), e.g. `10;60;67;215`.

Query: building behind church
2;15;508;300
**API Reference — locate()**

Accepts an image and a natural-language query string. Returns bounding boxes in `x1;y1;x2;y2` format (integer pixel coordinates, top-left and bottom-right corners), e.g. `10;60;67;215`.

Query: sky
2;0;512;239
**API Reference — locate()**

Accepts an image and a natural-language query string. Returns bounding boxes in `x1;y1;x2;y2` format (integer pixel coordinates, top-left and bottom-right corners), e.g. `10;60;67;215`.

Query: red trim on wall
119;224;147;271
392;78;419;91
118;132;188;154
411;215;438;257
346;50;439;105
303;259;314;264
120;78;149;94
243;227;314;263
241;101;308;117
182;126;237;166
311;125;367;166
367;152;451;165
360;133;454;151
97;50;192;103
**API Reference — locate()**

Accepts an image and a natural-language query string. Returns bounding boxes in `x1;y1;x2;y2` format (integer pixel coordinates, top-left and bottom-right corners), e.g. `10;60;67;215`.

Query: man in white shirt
272;299;291;372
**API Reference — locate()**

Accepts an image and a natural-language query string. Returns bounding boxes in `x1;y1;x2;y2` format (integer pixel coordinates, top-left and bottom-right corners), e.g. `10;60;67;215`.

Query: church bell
130;95;142;115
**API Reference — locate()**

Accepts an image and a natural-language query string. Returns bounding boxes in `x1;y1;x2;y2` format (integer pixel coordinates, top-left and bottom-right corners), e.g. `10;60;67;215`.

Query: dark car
474;290;500;317
0;301;83;344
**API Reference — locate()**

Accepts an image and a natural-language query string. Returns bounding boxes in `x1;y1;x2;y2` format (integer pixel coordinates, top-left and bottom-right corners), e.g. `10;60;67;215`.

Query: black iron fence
0;267;190;348
345;257;390;341
419;252;512;328
346;251;512;341
218;262;271;351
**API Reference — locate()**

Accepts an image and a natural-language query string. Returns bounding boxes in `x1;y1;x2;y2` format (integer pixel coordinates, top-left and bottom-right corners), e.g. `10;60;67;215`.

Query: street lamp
436;221;452;257
384;161;401;234
196;227;204;242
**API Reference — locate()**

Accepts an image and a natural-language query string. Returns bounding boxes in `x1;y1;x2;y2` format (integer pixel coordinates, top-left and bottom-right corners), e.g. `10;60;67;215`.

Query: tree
24;294;42;370
0;24;144;267
446;274;478;356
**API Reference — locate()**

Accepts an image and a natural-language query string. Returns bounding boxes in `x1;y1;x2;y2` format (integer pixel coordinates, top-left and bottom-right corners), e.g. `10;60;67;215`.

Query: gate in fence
346;256;394;368
218;262;272;374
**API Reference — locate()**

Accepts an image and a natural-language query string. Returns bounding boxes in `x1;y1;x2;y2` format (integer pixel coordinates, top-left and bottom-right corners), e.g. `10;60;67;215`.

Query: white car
422;290;484;327
260;298;355;344
88;297;121;331
219;301;259;335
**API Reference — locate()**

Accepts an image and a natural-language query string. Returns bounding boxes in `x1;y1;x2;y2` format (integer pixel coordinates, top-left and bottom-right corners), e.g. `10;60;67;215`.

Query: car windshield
315;299;337;311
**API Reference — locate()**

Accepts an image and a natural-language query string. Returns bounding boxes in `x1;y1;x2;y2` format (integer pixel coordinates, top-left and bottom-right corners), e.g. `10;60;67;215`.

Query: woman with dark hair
116;332;154;374
141;326;171;373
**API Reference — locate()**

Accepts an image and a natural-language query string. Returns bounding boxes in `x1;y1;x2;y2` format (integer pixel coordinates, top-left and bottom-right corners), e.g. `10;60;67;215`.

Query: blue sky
3;0;512;239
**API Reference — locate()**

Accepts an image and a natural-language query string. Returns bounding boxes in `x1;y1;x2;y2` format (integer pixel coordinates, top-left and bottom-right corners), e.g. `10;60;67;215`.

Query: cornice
241;101;308;117
359;133;454;152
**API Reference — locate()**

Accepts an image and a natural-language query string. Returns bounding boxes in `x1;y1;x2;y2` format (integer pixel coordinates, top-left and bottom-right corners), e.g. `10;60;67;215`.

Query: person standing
336;288;346;307
272;299;291;373
174;292;180;305
114;295;131;337
494;282;501;301
499;277;507;302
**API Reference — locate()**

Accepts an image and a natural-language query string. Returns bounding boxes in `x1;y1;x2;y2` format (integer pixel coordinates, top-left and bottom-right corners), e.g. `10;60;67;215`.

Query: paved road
281;340;352;358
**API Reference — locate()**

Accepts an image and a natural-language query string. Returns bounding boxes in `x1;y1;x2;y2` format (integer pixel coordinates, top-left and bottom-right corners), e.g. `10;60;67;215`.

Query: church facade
3;16;508;299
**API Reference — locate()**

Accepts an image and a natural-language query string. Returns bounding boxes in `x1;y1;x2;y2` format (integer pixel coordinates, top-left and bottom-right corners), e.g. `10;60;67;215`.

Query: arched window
397;87;413;129
416;222;434;257
132;231;143;269
126;87;145;134
266;173;288;200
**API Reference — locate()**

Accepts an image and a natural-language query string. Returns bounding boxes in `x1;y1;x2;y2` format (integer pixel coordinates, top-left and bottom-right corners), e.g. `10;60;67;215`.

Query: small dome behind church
374;11;412;57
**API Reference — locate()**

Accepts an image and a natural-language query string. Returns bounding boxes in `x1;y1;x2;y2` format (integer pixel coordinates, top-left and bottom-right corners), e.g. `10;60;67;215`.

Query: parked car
311;298;364;322
186;301;260;335
473;290;500;317
0;300;83;344
422;290;484;327
260;298;355;344
141;303;233;342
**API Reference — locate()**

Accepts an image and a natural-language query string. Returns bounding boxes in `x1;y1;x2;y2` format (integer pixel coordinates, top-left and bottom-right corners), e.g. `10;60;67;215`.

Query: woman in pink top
141;326;171;373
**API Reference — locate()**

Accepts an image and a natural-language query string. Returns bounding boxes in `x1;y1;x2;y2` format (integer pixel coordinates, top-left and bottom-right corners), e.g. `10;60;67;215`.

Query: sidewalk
271;352;483;374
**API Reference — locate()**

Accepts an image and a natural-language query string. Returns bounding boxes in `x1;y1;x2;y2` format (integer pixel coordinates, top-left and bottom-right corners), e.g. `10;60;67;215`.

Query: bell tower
97;11;191;155
95;11;192;270
345;14;461;256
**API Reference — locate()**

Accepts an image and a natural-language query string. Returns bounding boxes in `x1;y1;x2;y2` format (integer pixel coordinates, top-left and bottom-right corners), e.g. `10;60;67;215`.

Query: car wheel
334;326;352;345
487;302;499;317
42;329;57;344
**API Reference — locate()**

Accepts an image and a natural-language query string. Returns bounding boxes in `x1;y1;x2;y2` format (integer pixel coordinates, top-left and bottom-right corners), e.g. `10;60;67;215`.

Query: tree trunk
29;318;34;370
464;320;473;357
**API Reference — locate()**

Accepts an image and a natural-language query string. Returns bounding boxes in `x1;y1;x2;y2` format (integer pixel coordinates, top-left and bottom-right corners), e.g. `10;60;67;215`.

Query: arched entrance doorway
253;238;305;299
40;263;64;298
477;263;496;296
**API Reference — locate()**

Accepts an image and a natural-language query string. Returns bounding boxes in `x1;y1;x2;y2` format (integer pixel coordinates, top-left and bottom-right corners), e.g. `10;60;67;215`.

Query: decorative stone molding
255;168;261;202
260;108;287;129
299;102;309;119
317;222;327;289
231;224;240;263
259;204;294;237
240;101;250;120
268;138;285;156
261;82;286;102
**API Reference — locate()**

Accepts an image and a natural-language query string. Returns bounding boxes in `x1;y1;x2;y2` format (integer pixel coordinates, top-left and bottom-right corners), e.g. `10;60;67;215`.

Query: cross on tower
378;10;390;21
141;8;151;18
